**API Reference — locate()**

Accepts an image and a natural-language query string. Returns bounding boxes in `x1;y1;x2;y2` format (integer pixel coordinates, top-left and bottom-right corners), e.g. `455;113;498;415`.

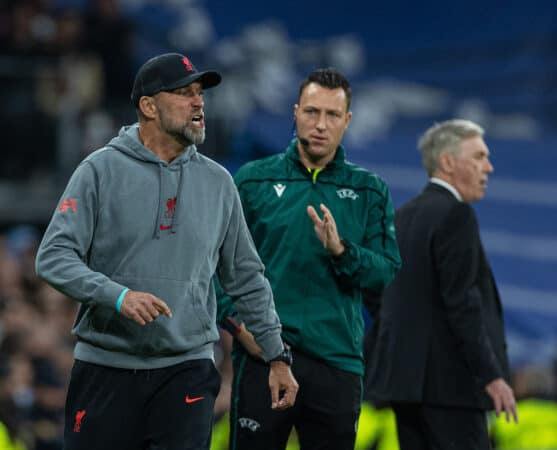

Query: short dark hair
298;68;352;111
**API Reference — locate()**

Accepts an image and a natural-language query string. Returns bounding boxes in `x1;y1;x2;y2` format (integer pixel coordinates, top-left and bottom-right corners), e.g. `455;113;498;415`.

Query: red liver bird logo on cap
182;57;193;71
74;409;86;432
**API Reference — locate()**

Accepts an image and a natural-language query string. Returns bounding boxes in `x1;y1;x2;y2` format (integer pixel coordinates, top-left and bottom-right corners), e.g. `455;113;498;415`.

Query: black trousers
64;358;221;450
392;402;490;450
229;348;361;450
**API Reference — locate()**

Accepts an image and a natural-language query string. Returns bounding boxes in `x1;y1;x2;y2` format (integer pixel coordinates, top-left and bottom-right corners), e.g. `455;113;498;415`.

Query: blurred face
449;135;494;202
294;83;351;168
153;81;205;146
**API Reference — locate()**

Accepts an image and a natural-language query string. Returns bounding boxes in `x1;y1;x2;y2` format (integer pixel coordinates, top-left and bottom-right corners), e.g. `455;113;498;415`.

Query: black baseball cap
131;53;222;106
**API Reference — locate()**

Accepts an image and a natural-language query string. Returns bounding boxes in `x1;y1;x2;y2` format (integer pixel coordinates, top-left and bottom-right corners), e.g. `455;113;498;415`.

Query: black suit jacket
365;182;510;410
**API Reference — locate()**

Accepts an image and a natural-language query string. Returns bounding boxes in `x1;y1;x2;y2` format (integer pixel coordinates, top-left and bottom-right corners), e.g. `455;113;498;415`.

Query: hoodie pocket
138;279;219;355
76;277;219;356
166;282;214;342
190;283;214;335
75;303;144;353
136;280;219;356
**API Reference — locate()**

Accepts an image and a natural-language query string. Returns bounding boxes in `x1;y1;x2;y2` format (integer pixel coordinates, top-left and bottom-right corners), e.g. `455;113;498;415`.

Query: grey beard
183;126;205;146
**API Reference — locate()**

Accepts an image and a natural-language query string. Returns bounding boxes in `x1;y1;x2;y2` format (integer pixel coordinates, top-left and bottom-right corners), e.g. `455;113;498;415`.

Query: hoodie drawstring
154;164;164;239
170;163;184;234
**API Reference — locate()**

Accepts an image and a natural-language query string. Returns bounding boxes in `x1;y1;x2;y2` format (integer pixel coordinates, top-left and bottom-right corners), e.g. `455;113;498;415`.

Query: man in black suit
366;119;518;449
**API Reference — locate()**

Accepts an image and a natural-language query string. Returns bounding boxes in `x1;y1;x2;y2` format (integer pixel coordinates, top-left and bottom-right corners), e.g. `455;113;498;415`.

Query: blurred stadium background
1;0;555;449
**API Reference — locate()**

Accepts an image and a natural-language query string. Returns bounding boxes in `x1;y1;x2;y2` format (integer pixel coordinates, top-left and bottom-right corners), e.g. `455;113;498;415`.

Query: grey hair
418;119;484;177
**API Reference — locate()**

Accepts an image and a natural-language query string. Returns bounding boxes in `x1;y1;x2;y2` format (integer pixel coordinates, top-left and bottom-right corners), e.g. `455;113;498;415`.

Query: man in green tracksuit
219;68;401;450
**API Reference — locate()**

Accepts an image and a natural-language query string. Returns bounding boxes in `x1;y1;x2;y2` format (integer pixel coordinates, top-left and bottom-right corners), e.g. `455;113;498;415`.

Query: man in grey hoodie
35;52;298;450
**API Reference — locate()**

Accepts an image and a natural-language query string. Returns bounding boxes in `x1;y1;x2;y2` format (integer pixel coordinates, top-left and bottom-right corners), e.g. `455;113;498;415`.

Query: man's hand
269;361;298;410
120;290;172;325
222;317;264;359
236;323;264;359
485;377;519;423
307;203;344;256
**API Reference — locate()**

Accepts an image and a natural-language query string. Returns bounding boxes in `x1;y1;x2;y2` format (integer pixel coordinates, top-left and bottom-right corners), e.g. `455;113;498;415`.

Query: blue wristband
116;288;130;312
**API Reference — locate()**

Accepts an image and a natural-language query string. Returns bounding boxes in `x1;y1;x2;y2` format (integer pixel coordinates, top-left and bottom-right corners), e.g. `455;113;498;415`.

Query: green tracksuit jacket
219;139;401;375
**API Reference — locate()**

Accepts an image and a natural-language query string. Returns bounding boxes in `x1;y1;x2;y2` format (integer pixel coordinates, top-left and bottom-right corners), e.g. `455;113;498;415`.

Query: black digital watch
269;342;293;366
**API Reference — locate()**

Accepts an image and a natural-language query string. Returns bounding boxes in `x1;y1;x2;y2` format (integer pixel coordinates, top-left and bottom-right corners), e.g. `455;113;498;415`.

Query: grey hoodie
35;124;283;369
